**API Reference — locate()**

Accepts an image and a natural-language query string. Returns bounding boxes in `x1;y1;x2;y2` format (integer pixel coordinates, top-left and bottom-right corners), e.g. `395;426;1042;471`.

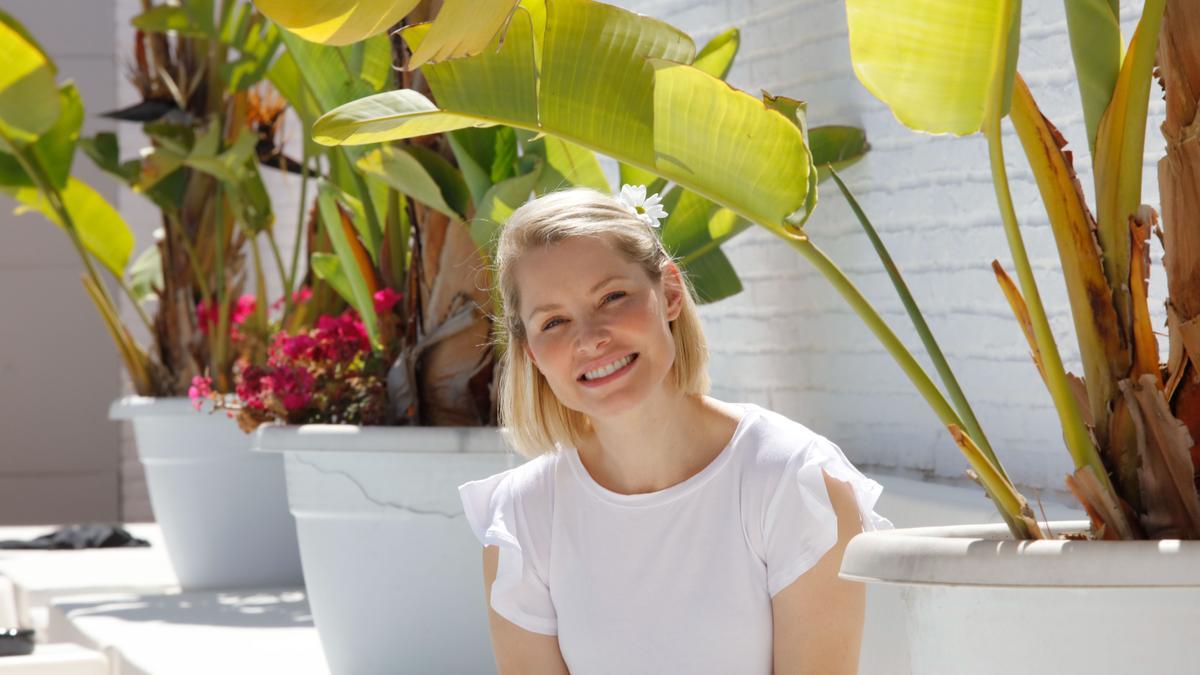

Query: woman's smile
578;353;639;387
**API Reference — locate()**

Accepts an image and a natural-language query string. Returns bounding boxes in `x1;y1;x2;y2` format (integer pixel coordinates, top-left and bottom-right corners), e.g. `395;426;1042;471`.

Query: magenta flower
188;375;213;411
231;294;257;325
197;294;257;336
271;286;314;312
267;365;315;412
373;287;403;315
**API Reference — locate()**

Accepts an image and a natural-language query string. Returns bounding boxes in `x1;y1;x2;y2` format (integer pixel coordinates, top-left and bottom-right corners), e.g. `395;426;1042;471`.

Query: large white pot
841;520;1200;674
254;423;517;675
110;397;304;589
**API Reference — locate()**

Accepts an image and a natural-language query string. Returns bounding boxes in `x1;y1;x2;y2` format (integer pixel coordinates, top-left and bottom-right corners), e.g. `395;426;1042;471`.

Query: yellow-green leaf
357;146;460;220
693;27;739;81
651;60;811;228
845;0;1017;135
0;13;60;143
252;0;417;46
316;0;812;231
11;177;133;277
408;0;521;69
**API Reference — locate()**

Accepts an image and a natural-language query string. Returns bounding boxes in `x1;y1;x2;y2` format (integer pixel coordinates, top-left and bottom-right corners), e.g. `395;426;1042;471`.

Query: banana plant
846;0;1200;539
281;0;1037;535
260;0;876;427
0;10;146;387
77;0;316;395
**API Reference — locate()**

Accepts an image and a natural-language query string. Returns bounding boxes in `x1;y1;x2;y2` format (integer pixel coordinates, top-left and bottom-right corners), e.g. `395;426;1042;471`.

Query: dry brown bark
1158;0;1200;477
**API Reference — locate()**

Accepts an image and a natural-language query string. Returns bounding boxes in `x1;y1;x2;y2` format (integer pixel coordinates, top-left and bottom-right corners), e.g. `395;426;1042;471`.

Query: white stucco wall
610;0;1165;500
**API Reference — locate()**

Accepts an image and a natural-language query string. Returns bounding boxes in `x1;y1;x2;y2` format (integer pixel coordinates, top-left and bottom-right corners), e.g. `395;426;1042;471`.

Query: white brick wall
610;0;1166;495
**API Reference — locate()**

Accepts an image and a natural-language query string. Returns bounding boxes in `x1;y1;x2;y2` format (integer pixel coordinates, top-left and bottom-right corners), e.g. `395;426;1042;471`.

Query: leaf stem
982;119;1112;487
827;166;1005;476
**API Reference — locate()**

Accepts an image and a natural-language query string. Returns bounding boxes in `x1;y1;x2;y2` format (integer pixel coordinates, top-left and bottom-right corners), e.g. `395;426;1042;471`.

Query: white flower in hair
617;184;668;228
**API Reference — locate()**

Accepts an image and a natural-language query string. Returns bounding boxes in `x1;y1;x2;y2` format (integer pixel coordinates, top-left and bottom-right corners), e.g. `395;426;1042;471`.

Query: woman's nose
574;317;611;353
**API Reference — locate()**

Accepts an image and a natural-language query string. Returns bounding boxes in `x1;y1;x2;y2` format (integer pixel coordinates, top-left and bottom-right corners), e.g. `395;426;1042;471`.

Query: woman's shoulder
730;402;866;505
458;450;560;550
734;402;832;470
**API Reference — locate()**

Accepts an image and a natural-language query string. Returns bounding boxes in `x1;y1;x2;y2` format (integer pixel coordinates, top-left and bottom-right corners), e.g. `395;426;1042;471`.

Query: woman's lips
578;353;638;387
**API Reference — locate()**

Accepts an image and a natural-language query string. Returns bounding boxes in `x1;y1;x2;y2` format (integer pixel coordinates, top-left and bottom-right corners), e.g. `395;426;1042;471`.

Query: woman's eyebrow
526;274;630;320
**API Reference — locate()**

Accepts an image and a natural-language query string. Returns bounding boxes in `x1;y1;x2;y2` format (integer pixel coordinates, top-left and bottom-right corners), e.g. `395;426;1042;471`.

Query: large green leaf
0;83;83;188
315;0;813;230
253;0;417;46
682;247;742;305
408;0;521;68
33;84;84;189
0;12;60;144
471;168;541;258
128;240;163;305
278;30;376;114
219;4;282;92
10;177;134;277
357;146;461;220
1063;0;1121;156
132;5;211;37
310;252;357;307
448;127;503;206
316;184;381;348
693;27;739;80
845;0;1020;135
525;135;609;195
660;188;751;267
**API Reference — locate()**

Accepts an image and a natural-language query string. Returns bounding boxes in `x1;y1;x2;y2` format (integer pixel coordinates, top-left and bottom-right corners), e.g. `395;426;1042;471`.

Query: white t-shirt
458;402;893;674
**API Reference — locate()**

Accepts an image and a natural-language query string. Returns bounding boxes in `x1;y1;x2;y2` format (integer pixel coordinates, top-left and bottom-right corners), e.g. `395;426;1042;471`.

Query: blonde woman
459;187;893;674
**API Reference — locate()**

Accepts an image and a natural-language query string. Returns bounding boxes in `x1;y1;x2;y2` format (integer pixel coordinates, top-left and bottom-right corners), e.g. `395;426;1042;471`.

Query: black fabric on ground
0;524;149;550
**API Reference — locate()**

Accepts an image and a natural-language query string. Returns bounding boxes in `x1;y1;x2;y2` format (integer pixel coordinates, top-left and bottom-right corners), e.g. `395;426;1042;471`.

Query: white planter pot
110;397;304;590
841;520;1200;675
254;423;518;675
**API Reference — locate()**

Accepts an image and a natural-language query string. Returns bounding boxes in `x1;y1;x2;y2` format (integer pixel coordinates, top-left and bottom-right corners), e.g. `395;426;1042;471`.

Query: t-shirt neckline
562;402;760;507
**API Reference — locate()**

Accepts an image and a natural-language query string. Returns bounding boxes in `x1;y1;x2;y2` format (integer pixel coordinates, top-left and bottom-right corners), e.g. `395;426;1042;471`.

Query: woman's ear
523;342;538;367
663;261;685;322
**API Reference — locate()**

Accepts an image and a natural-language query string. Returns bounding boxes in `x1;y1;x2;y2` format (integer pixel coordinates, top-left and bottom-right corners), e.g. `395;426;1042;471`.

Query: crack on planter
291;454;464;519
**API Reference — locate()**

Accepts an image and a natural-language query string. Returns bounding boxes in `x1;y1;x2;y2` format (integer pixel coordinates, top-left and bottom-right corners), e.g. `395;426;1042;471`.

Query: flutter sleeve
762;436;894;597
458;468;558;635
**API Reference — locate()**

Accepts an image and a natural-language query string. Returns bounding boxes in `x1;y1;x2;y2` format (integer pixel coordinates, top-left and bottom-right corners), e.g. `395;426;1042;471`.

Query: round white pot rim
840;520;1200;588
109;395;198;419
253;422;516;455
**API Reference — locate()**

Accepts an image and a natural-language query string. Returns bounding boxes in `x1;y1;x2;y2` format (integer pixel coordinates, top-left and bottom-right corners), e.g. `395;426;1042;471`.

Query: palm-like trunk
1158;0;1200;478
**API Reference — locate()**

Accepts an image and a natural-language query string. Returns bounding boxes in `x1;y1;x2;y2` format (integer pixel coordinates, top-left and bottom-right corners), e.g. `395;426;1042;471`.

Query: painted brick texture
609;0;1166;491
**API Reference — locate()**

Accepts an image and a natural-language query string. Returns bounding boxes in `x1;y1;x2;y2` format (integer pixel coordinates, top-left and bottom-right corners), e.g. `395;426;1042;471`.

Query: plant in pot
280;0;1200;671
819;1;1200;673
191;0;877;671
0;1;315;590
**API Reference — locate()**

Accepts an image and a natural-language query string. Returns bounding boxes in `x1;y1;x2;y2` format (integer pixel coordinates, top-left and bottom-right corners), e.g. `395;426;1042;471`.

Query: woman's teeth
582;354;635;381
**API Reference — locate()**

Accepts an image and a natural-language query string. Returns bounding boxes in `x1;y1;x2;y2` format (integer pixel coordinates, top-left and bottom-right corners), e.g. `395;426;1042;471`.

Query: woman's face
516;235;684;420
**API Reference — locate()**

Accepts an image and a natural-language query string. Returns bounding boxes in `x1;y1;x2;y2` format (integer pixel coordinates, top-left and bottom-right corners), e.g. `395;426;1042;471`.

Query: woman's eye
603;291;626;304
542;318;563;331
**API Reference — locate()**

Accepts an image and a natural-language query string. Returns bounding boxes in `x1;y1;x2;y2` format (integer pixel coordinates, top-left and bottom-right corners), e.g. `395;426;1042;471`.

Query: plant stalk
827;166;1005;476
982;119;1114;490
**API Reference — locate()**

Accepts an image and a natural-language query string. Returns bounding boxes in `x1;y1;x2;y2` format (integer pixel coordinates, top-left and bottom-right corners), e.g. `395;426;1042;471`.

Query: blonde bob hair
492;187;710;458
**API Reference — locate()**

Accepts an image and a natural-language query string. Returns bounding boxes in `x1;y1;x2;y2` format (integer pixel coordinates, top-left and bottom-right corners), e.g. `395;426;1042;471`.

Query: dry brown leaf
1122;374;1200;538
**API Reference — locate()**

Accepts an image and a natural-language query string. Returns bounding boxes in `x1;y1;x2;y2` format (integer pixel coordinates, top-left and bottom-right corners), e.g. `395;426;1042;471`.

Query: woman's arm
482;545;571;675
771;469;866;675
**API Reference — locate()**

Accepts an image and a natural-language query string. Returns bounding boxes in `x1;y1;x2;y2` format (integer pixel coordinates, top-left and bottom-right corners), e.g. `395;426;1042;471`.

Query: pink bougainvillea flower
271;286;314;312
268;365;315;412
196;299;217;336
188;375;213;411
197;294;256;337
313;312;370;363
373;287;403;315
232;294;257;325
235;365;270;411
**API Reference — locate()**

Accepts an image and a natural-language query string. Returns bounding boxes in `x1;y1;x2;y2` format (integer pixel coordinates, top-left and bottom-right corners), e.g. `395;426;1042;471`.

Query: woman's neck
575;392;743;495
